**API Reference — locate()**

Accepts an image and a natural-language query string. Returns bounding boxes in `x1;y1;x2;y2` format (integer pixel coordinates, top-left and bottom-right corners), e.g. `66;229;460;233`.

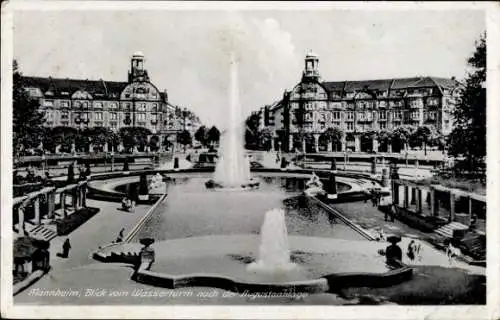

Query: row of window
305;121;398;132
53;111;160;122
295;97;441;111
42;99;161;111
302;120;413;132
297;110;438;121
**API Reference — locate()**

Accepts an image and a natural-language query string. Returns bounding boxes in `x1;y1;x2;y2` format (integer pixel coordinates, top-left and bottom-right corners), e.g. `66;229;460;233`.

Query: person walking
115;228;125;243
407;240;416;262
59;238;71;258
385;238;403;269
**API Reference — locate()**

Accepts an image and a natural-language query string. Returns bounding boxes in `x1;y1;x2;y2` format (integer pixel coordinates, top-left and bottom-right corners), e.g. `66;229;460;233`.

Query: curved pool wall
86;167;380;204
94;242;412;294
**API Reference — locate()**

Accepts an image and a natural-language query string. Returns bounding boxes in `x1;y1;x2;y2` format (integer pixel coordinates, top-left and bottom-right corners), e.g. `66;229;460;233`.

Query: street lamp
41;154;46;173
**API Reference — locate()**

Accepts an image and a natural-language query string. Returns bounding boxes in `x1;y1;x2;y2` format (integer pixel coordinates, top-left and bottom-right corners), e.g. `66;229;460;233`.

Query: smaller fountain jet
247;208;297;274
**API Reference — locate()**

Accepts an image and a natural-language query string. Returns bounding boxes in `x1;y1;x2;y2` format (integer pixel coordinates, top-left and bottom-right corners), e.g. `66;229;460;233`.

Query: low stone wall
133;269;330;294
323;266;413;291
129;259;411;294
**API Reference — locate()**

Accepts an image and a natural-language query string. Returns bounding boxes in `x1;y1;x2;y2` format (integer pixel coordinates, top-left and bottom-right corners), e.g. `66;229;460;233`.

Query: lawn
337;265;486;305
416;176;486;195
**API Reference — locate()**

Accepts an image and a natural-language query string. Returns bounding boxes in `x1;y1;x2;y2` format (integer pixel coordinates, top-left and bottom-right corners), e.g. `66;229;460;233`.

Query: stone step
28;225;58;241
434;222;469;239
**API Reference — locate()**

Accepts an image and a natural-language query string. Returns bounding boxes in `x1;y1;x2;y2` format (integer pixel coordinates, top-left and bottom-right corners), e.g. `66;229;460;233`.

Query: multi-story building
258;51;460;153
21;52;196;145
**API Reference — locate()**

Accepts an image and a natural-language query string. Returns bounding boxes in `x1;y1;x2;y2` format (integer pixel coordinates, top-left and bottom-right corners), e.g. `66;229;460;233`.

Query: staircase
434;221;469;238
27;224;58;241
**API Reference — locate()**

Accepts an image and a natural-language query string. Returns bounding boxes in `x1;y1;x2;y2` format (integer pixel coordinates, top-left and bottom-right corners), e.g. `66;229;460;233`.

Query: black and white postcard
1;1;499;319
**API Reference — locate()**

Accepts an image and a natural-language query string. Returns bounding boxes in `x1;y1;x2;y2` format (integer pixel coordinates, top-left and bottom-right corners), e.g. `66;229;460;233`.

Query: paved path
15;199;151;302
332;201;484;275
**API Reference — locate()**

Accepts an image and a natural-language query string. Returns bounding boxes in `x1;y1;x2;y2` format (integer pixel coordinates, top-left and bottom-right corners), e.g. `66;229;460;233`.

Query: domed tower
128;51;150;82
302;50;320;82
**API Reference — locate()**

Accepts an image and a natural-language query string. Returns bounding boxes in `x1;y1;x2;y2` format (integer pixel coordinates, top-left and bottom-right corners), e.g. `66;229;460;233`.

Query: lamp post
41;154;46;173
111;151;115;172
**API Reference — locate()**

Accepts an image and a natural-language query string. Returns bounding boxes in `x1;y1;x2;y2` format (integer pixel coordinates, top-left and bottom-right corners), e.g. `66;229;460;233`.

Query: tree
106;131;121;152
162;135;174;150
391;125;415;152
258;127;274;151
207;126;220;147
13;60;45;153
83;127;112;152
323;127;343;151
177;130;192;151
43;126;77;153
448;33;486;174
245;113;260;150
412;125;438;155
194;126;208;146
119;127;152;153
149;135;160;152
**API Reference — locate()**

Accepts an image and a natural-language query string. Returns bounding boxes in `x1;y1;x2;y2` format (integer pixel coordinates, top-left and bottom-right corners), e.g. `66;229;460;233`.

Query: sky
13;9;485;127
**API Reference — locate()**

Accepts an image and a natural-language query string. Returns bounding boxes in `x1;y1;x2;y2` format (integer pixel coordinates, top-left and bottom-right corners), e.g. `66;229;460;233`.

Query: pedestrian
385;239;403;268
446;240;461;265
407;240;416;261
387;204;396;222
371;192;377;207
415;241;423;261
121;197;132;212
377;228;386;241
85;163;91;177
115;228;125;243
60;238;71;258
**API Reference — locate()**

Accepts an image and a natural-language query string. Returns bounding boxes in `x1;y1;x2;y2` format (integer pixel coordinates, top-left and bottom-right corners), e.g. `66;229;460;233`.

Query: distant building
257;50;460;153
21;52;199;144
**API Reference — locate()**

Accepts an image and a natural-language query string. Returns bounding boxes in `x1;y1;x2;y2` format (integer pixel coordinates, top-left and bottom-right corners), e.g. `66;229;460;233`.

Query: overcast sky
14;9;485;127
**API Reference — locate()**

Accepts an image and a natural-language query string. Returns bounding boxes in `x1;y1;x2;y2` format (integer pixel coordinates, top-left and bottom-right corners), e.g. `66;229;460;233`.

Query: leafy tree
447;33;486;174
119;127;152;153
244;113;261;150
13;60;45;153
412;125;438;155
194;126;208;146
376;130;391;152
149;135;160;152
162;135;174;150
258;127;274;151
42;126;77;153
177;130;192;151
322;127;343;151
391;125;415;152
106;131;121;152
207;126;220;147
83;127;112;152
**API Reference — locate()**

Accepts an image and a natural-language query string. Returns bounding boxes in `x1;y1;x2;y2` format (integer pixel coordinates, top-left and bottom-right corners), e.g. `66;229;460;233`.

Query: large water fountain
206;52;259;189
247;208;298;274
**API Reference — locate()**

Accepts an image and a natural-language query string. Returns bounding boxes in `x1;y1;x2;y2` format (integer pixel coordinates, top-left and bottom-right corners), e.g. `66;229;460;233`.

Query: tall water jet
247;208;297;274
207;52;258;189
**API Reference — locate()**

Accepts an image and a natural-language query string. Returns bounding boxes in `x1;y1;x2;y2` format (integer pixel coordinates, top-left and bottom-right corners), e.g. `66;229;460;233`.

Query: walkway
15;199;151;301
332;201;484;275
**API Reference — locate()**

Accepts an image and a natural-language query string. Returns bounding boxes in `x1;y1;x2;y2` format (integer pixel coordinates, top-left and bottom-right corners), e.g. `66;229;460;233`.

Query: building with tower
256;50;460;153
20;52;198;147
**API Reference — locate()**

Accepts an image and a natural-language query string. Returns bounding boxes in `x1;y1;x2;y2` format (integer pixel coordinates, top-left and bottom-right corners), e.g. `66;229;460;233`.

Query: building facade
22;52;199;146
258;51;460;153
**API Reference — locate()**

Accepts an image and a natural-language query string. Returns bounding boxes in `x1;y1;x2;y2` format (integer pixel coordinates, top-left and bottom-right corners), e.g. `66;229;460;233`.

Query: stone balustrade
13;180;88;237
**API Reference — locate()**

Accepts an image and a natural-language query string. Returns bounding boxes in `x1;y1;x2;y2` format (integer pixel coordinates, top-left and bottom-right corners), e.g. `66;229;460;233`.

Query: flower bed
54;207;100;236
